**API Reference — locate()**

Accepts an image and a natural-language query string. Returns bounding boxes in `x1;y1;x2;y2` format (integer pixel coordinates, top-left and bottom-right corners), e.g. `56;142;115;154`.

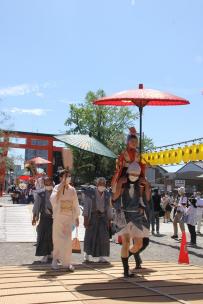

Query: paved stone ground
1;261;203;304
0;204;37;242
0;195;203;267
0;195;85;242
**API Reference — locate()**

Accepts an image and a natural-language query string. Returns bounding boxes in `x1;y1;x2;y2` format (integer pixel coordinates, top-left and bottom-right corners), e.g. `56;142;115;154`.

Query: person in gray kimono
83;177;112;263
113;161;151;277
32;177;54;263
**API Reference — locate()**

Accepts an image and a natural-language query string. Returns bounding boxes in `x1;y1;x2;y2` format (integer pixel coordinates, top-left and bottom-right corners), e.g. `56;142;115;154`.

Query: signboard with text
175;180;185;188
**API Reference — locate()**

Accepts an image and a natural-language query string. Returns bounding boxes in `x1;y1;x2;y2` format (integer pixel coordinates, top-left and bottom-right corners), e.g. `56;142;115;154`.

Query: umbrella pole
139;106;143;158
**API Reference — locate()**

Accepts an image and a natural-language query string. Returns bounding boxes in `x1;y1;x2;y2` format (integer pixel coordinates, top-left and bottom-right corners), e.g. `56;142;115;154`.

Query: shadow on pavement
24;261;115;279
152;233;167;238
75;269;203;302
14;261;203;303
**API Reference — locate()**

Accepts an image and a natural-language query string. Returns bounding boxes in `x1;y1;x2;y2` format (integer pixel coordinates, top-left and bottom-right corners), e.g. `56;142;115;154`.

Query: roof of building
176;161;203;173
157;166;168;173
193;161;203;169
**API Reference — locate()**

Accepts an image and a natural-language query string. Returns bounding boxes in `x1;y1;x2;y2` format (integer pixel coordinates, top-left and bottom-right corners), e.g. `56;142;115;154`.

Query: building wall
165;178;203;193
146;167;166;189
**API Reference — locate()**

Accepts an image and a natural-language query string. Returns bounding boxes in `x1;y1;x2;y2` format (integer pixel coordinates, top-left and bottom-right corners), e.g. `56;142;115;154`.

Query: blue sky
0;0;203;170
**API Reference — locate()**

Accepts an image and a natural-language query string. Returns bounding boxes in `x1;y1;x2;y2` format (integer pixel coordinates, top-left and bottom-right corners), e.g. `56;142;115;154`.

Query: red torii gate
0;130;62;196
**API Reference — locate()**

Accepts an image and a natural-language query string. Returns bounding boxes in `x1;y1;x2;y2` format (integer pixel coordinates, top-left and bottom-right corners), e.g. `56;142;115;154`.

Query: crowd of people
150;187;203;247
6;128;203;278
32;171;113;272
8;180;35;204
28;128;153;277
30;169;203;276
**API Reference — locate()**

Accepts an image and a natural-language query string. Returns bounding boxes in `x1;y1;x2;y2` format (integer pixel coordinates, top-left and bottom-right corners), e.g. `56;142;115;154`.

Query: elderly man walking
83;177;112;263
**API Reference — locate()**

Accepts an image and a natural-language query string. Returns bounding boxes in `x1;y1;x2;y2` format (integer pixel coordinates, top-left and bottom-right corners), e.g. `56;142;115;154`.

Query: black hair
44;177;53;183
127;134;138;142
189;196;197;208
59;168;71;178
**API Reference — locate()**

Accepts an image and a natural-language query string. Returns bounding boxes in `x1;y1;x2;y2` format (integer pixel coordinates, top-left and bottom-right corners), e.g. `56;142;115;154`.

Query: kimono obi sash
59;199;73;215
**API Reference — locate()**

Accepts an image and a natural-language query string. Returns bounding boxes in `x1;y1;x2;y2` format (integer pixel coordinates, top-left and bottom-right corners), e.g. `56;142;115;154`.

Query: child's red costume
111;127;145;190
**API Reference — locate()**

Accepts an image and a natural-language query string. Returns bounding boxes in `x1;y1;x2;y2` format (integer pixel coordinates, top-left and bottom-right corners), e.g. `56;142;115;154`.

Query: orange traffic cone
178;231;189;264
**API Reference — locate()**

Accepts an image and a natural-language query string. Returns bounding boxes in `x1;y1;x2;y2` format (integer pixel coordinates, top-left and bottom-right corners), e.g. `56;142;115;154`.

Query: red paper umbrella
28;157;51;165
94;84;190;154
18;175;31;181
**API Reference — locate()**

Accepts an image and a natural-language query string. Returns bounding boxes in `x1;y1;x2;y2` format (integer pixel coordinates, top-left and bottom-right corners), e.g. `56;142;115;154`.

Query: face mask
128;175;139;183
98;186;106;193
66;177;71;184
45;186;53;191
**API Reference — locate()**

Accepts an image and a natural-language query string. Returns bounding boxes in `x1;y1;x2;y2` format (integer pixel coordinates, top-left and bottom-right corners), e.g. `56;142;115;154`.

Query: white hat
127;161;141;175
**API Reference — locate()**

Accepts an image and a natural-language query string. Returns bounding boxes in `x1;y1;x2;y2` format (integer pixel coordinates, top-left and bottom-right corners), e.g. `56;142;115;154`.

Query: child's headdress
127;127;138;144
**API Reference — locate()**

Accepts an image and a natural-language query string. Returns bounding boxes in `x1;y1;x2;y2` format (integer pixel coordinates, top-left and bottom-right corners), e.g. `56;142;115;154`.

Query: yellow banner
142;143;203;165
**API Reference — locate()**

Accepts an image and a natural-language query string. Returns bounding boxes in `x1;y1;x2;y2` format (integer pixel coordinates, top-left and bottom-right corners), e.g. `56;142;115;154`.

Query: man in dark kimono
83;177;112;263
32;177;54;263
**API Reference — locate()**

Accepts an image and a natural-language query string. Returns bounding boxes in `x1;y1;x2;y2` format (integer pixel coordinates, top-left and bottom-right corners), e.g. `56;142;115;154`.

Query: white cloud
0;84;39;97
6;107;52;116
42;81;55;89
0;82;53;98
194;55;203;64
35;92;44;98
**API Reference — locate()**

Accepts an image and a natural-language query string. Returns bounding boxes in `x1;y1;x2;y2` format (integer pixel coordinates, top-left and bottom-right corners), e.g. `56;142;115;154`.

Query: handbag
72;228;81;253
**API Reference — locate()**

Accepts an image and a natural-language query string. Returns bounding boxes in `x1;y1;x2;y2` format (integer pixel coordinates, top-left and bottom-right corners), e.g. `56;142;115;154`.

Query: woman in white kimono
50;169;80;271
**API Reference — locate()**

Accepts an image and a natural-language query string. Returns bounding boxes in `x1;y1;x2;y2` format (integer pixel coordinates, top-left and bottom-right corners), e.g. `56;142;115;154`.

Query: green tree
0;110;15;171
142;135;155;151
65;90;153;183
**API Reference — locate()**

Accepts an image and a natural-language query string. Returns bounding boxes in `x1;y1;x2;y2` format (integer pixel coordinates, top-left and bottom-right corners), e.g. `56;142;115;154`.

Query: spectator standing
151;189;162;235
171;187;187;239
196;192;203;234
162;193;172;223
186;197;197;247
26;180;35;204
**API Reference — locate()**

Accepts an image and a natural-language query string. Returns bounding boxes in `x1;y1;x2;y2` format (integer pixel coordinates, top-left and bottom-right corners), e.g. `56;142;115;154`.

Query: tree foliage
142;135;155;151
65;89;154;184
0;110;15;172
